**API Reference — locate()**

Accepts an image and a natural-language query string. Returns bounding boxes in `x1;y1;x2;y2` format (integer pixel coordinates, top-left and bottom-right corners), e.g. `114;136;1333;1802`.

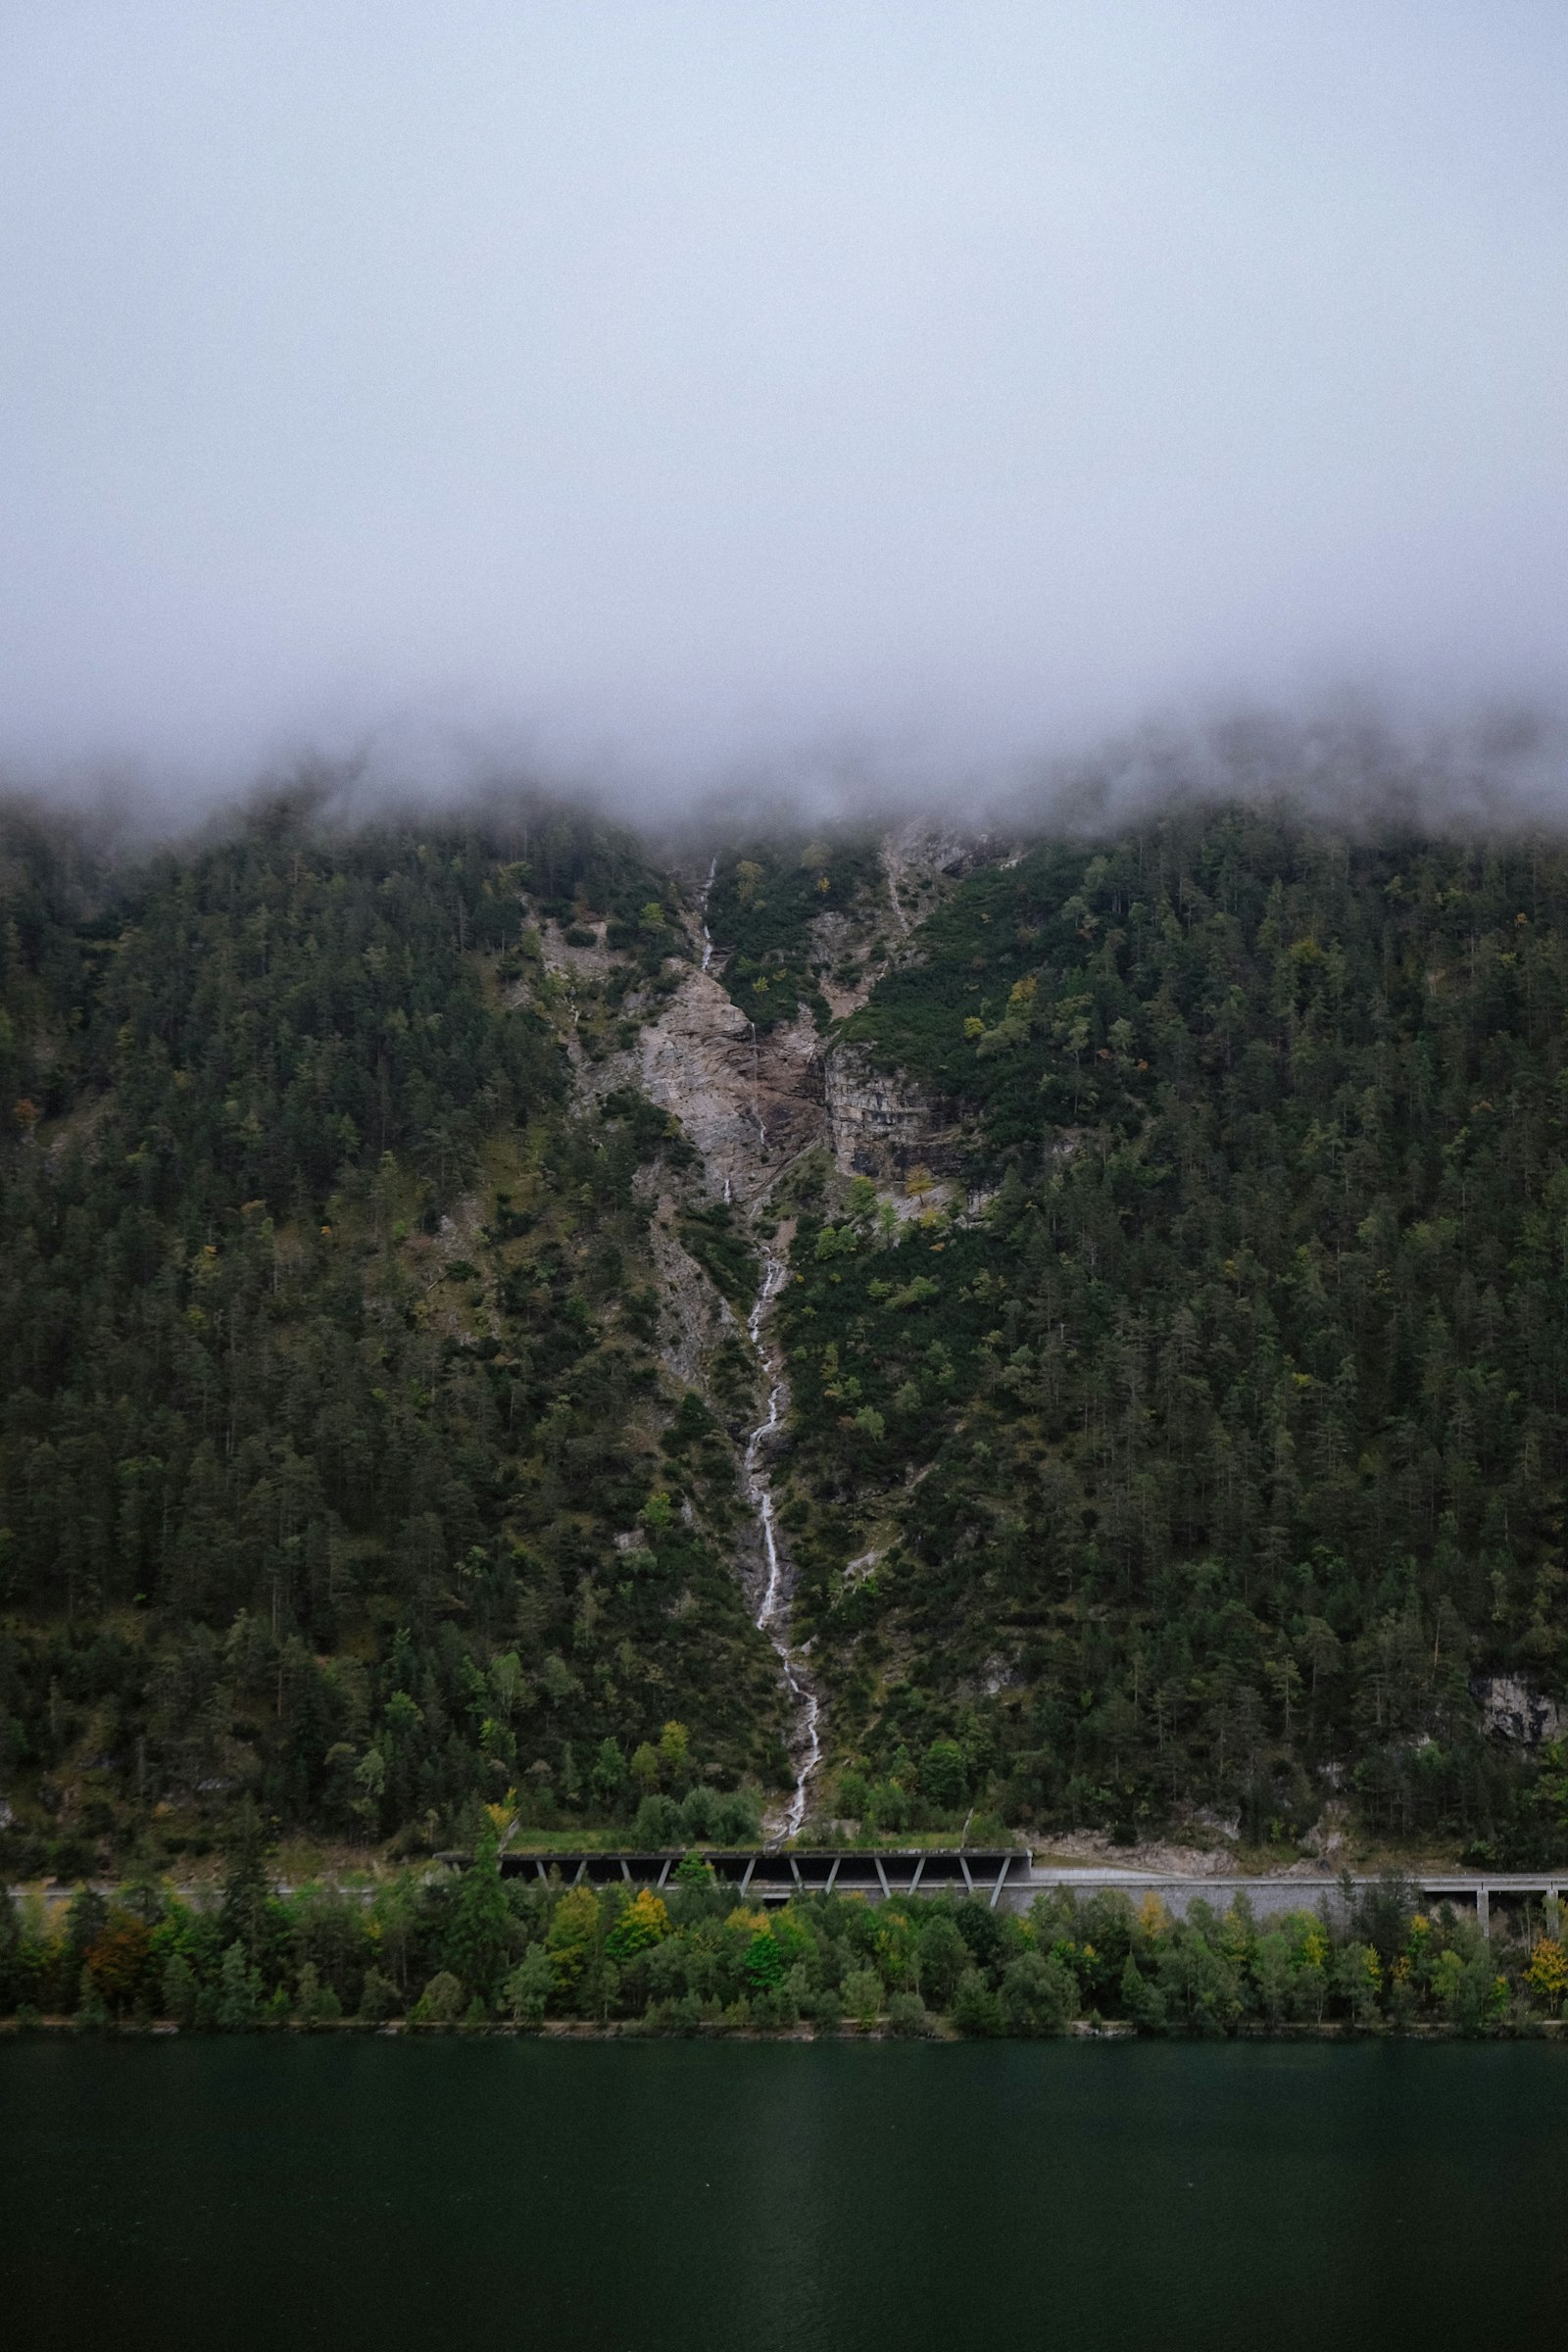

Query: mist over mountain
5;10;1568;1911
3;5;1566;803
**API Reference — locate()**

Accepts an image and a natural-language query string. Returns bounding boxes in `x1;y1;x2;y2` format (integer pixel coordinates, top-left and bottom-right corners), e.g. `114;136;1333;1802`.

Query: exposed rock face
636;969;825;1200
1472;1677;1566;1743
644;1195;737;1385
824;1041;952;1179
882;817;997;937
810;907;878;1021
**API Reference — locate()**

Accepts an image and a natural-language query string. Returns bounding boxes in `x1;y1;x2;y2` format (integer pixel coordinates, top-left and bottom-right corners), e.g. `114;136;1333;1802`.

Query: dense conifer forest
779;817;1568;1863
3;789;1568;1880
0;797;786;1879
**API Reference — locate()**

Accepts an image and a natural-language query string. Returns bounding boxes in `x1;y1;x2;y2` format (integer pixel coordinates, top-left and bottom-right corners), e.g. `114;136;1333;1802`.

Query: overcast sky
2;3;1565;805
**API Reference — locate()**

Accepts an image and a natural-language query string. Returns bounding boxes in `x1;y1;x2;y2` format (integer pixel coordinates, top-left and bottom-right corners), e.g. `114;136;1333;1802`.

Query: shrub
1000;1951;1076;2036
920;1741;968;1810
500;1944;554;2027
842;1966;883;2029
952;1968;1004;2038
751;1983;800;2031
678;1787;719;1841
887;1990;931;2037
632;1794;683;1847
715;1789;763;1842
412;1970;465;2027
357;1967;400;2023
294;1962;343;2031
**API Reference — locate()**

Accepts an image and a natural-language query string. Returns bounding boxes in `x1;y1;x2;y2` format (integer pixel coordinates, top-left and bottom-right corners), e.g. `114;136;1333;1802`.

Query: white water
749;1021;767;1148
744;1249;820;1842
695;850;817;1837
699;855;716;972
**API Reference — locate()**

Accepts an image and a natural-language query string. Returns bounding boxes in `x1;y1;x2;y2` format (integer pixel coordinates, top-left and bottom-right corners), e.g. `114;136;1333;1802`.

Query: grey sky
2;3;1565;803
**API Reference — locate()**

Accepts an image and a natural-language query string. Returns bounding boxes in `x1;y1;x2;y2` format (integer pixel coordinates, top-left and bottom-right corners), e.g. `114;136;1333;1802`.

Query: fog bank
2;6;1566;808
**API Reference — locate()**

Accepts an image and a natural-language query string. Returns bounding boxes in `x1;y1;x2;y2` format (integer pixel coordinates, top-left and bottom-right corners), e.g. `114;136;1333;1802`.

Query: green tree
743;1931;787;1994
74;1963;109;2034
590;1739;628;1813
357;1966;400;2023
952;1967;1004;2037
842;1965;883;2029
442;1833;512;2002
914;1913;968;2008
500;1943;554;2026
605;1888;670;1966
1432;1928;1503;2034
1332;1941;1382;2029
215;1940;263;2033
1000;1950;1077;2035
546;1885;603;2006
919;1740;968;1811
219;1803;275;1964
162;1951;200;2029
1118;1954;1166;2032
412;1971;465;2026
1252;1933;1295;2028
293;1961;343;2030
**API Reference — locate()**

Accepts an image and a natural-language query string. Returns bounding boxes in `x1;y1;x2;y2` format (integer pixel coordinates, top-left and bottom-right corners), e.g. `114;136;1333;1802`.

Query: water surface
4;2038;1564;2350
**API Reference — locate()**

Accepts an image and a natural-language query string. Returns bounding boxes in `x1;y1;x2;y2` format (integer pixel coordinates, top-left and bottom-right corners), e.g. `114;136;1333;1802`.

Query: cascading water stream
694;848;818;1836
745;1250;820;1841
699;855;716;971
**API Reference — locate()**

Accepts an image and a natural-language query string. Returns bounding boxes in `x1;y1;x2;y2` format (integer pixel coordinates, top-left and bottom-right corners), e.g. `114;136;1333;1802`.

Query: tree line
4;1833;1564;2039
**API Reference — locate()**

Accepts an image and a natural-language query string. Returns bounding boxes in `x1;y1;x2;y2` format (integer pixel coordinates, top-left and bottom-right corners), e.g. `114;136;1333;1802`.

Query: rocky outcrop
636;970;825;1201
1473;1677;1566;1743
882;817;998;937
824;1042;953;1179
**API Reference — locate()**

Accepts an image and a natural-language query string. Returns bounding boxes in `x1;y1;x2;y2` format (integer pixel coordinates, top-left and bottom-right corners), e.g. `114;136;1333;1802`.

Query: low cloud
2;6;1566;820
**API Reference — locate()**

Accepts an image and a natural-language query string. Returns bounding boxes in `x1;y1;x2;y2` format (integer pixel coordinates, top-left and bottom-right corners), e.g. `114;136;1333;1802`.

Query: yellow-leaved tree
606;1888;670;1966
1526;1934;1568;2015
546;1885;602;1998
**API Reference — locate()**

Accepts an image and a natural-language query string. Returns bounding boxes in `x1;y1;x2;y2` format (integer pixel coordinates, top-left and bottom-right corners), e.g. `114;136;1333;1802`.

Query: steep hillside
4;795;1568;1876
0;798;793;1876
783;810;1568;1864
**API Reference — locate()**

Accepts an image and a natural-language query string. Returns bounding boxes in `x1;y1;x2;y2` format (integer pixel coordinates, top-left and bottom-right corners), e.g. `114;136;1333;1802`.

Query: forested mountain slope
780;812;1568;1864
4;794;1568;1876
0;798;788;1879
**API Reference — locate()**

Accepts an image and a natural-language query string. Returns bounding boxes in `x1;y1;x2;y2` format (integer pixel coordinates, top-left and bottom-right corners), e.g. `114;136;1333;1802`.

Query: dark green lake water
3;2038;1565;2351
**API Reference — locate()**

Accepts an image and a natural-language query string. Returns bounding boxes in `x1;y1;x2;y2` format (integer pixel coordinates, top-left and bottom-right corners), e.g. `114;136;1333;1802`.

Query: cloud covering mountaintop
2;4;1566;806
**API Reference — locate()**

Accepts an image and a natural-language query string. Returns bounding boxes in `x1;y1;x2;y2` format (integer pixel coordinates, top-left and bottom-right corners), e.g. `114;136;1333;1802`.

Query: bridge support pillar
1477;1886;1491;1938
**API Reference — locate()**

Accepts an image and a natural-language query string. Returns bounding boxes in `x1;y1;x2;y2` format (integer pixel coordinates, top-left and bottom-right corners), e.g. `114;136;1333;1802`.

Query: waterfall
699;855;716;971
744;1250;820;1842
691;844;819;1838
